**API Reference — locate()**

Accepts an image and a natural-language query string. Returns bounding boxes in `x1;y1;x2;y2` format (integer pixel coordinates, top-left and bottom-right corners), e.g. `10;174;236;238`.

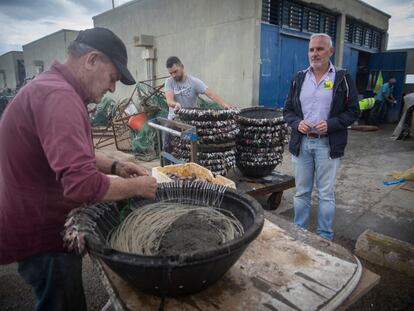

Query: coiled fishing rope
108;203;244;255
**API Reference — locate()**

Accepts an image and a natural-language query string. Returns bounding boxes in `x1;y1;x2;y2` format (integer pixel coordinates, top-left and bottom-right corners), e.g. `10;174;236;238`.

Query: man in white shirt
164;56;231;119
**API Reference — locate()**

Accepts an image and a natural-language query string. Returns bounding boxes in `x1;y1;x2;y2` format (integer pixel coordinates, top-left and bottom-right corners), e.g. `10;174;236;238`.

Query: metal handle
147;120;182;137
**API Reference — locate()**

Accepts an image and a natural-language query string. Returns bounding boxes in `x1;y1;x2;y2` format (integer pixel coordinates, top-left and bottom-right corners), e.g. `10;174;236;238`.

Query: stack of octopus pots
235;107;288;178
172;108;239;176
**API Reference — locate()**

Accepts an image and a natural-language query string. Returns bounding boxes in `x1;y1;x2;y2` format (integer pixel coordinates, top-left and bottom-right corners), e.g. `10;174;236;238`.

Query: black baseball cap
74;27;136;85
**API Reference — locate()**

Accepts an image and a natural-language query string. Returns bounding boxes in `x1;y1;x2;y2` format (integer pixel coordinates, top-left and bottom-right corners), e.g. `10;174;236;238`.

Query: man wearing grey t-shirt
164;56;231;120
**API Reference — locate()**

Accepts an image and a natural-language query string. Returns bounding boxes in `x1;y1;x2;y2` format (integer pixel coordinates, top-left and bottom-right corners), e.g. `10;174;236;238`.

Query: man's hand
298;120;313;134
314;120;328;134
117;162;149;178
135;176;157;199
174;102;182;111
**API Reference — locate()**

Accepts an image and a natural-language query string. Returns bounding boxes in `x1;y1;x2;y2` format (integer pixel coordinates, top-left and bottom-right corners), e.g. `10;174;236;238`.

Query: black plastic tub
84;184;264;297
236;107;284;126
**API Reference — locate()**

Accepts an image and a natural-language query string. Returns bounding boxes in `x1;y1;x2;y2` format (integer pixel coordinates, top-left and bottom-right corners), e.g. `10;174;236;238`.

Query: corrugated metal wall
368;51;407;122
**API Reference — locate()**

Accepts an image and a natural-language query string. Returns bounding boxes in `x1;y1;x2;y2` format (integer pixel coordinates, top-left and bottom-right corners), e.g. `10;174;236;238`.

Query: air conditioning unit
133;35;154;47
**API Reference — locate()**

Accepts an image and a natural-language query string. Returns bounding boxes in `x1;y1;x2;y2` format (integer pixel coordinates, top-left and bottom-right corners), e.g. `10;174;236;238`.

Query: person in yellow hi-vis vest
358;97;376;124
359;97;376;110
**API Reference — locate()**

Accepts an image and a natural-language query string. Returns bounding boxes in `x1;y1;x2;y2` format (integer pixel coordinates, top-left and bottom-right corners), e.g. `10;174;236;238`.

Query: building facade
93;0;391;110
23;29;79;78
0;51;25;91
259;0;390;107
93;0;261;108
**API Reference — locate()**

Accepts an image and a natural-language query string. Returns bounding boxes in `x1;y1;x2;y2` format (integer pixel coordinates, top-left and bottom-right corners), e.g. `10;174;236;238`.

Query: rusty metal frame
93;76;169;152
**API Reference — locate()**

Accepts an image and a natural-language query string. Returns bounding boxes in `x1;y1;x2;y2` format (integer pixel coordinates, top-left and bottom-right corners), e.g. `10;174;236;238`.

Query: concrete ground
1;124;413;310
273;124;414;245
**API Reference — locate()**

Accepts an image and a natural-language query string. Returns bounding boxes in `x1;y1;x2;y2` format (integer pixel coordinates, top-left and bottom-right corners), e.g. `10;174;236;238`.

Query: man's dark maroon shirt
0;62;110;264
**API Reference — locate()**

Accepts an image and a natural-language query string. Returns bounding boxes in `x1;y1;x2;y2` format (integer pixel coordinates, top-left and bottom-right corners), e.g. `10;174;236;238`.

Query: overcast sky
0;0;413;56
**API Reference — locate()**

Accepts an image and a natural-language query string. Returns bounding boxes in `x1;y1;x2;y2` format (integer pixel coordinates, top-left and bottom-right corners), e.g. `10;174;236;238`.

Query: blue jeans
17;252;87;311
292;136;341;240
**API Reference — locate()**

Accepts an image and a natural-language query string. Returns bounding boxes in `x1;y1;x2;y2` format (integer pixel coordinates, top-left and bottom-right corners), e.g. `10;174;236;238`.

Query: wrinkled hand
117;162;149;178
298;120;313;134
135;176;157;199
314;120;328;134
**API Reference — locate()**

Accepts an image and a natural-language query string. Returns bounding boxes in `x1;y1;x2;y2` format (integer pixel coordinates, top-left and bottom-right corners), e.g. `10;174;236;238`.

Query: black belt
306;132;328;139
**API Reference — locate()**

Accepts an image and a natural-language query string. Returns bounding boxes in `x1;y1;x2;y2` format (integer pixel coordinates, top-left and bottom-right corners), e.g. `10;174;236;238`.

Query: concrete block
355;229;414;277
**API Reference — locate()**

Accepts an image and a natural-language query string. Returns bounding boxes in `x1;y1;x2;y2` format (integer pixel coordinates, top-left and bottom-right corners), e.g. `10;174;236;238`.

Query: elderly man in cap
0;27;157;310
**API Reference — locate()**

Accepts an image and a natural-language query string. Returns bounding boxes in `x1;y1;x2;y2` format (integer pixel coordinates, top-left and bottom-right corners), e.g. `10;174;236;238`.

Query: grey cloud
372;0;414;6
1;0;70;21
68;0;111;12
388;37;414;49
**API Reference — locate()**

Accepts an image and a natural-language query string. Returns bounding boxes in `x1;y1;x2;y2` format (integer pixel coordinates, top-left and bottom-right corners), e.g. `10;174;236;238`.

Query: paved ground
1;124;413;310
274;124;414;245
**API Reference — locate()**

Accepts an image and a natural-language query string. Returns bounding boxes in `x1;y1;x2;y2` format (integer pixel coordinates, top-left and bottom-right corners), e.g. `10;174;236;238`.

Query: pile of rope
108;202;244;256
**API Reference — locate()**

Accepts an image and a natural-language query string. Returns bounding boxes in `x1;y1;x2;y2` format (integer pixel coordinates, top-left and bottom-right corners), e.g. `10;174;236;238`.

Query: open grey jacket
283;67;360;159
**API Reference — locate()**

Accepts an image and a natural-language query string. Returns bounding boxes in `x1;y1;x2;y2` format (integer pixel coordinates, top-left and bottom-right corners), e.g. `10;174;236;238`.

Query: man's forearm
102;176;156;201
205;89;228;108
95;152;115;175
165;90;180;109
102;177;139;201
213;96;228;108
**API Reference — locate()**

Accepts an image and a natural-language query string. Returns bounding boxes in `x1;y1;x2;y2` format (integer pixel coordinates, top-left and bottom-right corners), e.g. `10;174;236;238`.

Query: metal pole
112;0;115;8
190;141;198;164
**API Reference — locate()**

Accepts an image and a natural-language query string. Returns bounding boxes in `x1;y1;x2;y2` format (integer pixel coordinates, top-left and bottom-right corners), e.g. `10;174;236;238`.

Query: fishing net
136;82;168;119
91;96;116;126
130;82;225;160
130;123;158;160
130;83;169;160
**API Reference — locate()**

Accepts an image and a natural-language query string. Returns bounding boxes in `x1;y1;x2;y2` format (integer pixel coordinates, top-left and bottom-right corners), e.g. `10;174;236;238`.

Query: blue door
342;44;359;81
278;34;310;106
259;24;280;108
259;24;319;108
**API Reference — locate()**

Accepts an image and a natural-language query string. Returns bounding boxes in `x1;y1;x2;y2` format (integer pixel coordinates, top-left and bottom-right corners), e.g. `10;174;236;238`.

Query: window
262;0;282;26
262;0;337;38
282;2;302;30
354;25;363;45
304;9;320;33
372;31;381;49
345;18;383;49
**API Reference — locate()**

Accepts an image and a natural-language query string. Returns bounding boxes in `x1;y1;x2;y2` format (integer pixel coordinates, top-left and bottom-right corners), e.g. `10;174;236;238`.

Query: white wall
0;51;24;90
93;0;261;108
23;30;79;78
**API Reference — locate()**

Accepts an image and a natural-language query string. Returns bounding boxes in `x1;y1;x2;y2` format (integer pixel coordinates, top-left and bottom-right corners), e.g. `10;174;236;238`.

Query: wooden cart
225;169;295;210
